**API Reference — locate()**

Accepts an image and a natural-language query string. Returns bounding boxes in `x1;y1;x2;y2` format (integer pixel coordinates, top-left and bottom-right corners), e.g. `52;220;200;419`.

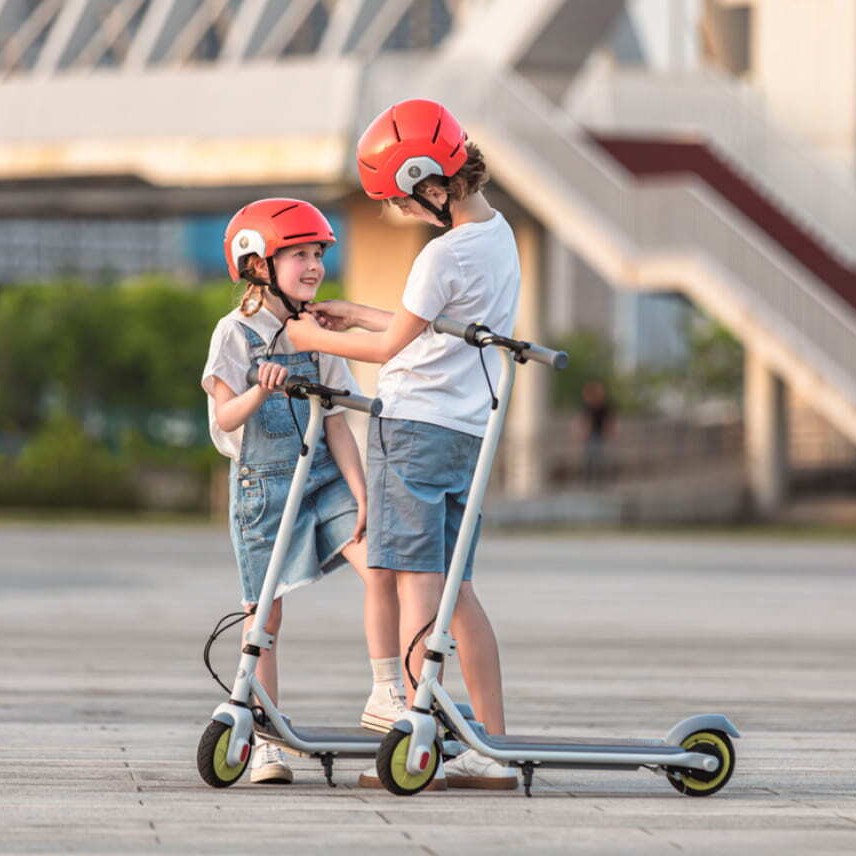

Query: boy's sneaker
250;739;294;785
444;749;518;790
360;686;408;733
358;761;447;791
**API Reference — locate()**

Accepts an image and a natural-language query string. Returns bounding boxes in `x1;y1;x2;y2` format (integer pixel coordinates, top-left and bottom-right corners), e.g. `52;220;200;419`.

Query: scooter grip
327;393;383;417
523;342;569;370
247;367;382;416
432;316;471;339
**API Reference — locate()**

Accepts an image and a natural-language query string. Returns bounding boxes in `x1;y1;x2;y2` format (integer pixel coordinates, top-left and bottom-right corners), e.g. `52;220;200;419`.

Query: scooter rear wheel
376;728;440;796
666;730;735;797
197;720;250;788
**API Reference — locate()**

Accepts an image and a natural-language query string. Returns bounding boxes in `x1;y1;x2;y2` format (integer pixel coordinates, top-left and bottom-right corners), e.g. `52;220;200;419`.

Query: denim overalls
229;323;357;604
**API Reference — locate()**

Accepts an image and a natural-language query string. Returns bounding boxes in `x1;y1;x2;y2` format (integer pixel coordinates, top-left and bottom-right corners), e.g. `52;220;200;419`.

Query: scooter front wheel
376;728;440;796
666;730;735;797
197;720;250;788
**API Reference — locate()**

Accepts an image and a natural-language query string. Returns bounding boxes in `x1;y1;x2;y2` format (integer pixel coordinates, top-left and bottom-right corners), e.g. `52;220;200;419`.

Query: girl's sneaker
443;749;518;790
360;686;408;733
250;739;294;784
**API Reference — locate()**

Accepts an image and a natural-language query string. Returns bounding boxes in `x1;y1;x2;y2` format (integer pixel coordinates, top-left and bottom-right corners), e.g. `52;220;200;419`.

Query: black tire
666;730;735;797
376;728;440;796
197;720;250;788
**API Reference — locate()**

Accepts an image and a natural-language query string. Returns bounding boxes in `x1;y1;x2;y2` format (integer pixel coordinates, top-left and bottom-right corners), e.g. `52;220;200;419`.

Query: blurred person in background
581;379;614;485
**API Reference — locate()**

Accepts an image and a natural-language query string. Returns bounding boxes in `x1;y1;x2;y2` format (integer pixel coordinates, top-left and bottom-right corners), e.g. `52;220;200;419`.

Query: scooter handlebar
246;367;383;416
432;315;569;370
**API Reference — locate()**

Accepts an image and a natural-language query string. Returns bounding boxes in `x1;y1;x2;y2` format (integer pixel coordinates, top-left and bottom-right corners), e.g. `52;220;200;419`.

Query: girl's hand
307;300;354;332
286;311;321;351
256;361;288;394
351;498;367;543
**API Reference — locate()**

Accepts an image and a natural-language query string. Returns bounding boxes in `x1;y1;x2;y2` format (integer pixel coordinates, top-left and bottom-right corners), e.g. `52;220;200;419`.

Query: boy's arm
324;412;368;542
309;300;392;333
288;305;428;364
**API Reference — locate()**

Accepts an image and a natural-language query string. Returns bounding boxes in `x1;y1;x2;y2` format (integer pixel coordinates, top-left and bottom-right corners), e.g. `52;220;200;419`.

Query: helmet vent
281;231;323;241
431;117;441;144
391;117;402;142
358;158;378;172
272;203;299;218
449;141;462;158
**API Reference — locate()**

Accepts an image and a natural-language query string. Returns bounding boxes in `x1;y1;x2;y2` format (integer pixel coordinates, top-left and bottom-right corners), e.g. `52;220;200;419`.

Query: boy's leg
395;570;445;708
341;540;408;731
341;539;400;658
450;581;506;735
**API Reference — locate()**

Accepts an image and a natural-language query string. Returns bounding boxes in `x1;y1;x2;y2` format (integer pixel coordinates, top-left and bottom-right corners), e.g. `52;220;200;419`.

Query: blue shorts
230;465;357;604
367;418;482;579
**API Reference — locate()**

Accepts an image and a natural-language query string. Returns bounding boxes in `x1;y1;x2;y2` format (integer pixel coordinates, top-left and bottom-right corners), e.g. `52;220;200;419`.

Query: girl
287;100;520;790
202;198;405;785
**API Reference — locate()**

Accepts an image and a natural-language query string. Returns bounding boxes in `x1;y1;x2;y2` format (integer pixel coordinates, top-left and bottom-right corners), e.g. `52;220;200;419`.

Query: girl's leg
242;596;282;706
341;539;400;658
450;581;506;735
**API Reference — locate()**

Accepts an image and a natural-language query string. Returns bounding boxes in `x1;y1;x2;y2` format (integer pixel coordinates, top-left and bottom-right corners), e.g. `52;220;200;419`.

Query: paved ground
1;522;855;854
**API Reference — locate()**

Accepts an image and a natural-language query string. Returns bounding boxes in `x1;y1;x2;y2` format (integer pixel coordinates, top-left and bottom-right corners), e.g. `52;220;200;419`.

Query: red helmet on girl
223;198;336;282
356;99;468;200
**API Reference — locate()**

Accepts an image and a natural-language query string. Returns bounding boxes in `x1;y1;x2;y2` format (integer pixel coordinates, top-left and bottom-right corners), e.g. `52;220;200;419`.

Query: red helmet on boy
356;99;468;200
223;198;336;282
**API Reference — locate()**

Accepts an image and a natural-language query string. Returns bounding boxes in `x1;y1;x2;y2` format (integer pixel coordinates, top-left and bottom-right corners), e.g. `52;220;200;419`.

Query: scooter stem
416;350;516;707
230;396;324;704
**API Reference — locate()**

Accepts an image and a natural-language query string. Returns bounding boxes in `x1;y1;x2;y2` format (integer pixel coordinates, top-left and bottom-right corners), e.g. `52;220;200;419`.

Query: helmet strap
411;190;453;228
265;257;303;321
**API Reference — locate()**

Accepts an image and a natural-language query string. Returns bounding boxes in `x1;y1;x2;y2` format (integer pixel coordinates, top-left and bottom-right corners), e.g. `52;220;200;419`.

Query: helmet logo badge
408;165;422;179
239;235;249;249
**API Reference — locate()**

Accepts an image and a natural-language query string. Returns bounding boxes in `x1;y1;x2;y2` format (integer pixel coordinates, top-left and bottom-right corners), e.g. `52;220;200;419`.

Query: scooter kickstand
521;762;535;798
320;753;336;788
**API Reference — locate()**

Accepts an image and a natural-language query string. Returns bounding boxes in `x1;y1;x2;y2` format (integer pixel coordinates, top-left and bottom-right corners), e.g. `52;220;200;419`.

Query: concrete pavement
1;522;855;854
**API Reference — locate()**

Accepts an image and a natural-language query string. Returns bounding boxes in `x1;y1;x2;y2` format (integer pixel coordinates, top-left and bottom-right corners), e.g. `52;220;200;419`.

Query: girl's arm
288;304;428;364
324;412;368;542
211;361;288;432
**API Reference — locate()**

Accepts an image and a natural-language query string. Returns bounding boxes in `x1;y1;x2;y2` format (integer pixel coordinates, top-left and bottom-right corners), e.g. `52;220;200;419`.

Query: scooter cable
203;607;256;695
404;615;438;690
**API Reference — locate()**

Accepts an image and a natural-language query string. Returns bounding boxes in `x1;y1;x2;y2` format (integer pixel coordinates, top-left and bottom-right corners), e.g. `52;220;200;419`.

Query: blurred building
1;0;855;516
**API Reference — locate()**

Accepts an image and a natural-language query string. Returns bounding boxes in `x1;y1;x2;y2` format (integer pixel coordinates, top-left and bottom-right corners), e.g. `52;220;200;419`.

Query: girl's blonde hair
237;253;265;317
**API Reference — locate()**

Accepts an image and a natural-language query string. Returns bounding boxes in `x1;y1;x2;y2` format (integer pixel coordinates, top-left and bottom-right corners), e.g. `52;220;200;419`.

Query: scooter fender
211;702;255;767
399;711;438;776
666;714;741;746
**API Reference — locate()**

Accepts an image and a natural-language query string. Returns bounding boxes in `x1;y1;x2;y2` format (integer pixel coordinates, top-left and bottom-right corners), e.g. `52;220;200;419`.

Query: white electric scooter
197;372;388;788
374;317;739;798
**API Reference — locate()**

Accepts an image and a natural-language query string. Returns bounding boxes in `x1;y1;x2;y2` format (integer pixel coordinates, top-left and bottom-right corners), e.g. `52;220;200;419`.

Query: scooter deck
481;733;682;756
258;721;383;758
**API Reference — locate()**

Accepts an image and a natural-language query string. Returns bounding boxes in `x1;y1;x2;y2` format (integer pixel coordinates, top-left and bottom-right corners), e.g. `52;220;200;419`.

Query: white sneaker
360;686;408;733
358;760;447;791
444;749;518;790
250;739;294;785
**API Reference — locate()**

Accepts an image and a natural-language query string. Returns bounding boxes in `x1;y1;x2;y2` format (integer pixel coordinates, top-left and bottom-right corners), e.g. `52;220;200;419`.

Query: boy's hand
307;300;354;332
351;499;367;543
256;361;288;393
286;311;321;351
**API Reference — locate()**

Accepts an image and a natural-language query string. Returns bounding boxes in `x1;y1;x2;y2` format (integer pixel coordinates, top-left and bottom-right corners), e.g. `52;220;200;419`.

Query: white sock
370;656;405;695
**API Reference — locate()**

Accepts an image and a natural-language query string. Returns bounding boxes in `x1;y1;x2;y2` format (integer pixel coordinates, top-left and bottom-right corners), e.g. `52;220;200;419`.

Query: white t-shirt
377;211;520;437
202;306;360;460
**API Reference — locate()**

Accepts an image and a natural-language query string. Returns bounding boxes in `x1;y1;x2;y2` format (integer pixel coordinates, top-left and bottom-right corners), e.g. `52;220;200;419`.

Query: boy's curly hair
415;141;489;200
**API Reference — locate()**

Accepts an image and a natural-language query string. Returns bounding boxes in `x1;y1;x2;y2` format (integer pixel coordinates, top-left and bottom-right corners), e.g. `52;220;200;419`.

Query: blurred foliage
0;276;343;509
0;413;137;509
550;315;743;417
